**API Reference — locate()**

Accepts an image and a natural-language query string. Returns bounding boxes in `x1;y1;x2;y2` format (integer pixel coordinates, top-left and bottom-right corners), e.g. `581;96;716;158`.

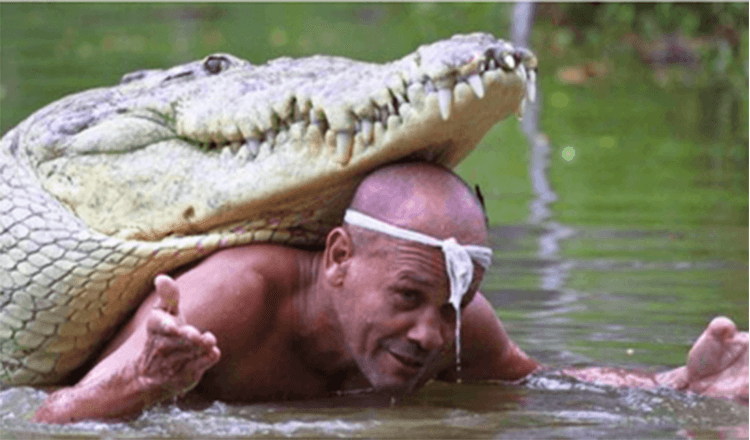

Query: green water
1;3;747;439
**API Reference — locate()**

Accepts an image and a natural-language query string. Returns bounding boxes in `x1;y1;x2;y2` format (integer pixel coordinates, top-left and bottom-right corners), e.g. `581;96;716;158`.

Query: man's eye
398;289;421;304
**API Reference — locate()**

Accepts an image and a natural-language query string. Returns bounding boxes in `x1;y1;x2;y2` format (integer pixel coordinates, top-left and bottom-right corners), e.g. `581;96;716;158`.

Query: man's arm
456;293;748;404
31;275;221;423
564;316;748;404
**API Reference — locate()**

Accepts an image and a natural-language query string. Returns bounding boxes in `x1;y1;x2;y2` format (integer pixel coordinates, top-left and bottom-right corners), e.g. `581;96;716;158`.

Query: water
1;373;747;439
1;224;747;439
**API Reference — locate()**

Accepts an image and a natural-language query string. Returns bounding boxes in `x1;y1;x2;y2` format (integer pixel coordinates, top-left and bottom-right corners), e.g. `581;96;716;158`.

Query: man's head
321;162;489;392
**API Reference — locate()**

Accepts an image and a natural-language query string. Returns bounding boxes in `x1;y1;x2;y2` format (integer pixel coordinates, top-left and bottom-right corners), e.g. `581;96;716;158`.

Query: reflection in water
698;81;742;145
512;2;577;294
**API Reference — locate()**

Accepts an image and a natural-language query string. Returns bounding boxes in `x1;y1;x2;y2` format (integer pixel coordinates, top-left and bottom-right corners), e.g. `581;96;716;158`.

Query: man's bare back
31;163;748;424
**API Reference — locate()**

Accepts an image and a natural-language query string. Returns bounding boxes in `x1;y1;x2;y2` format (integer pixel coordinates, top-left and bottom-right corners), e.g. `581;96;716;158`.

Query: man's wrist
654;366;689;390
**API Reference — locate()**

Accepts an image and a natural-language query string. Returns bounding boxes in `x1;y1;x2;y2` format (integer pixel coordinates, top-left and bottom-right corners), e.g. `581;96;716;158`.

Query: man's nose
406;308;447;352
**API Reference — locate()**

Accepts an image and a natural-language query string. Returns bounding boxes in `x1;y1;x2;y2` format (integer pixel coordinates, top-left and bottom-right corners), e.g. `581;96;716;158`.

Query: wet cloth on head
343;209;492;310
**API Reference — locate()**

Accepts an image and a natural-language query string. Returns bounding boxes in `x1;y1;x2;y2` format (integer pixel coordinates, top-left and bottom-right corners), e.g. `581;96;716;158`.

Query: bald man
32;163;748;423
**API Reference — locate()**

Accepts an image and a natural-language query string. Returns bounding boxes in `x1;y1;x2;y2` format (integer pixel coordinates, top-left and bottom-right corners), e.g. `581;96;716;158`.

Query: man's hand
658;316;748;404
561;316;747;405
32;275;221;423
136;274;221;399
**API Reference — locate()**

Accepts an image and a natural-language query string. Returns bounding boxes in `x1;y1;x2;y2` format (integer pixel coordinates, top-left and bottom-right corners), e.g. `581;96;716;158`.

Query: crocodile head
17;33;536;242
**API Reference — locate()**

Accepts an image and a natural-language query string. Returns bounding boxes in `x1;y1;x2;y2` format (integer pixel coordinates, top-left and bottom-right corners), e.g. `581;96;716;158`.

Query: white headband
343;209;492;310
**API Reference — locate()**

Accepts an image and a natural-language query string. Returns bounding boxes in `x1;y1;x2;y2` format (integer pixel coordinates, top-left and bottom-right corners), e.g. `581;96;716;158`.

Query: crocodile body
0;33;536;385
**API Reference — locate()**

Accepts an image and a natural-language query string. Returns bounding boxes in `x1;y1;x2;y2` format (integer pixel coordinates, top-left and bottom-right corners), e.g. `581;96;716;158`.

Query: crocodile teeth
517;63;528;102
503;54;516;69
237;120;255;140
437;88;452;120
246;139;260;156
229;141;242;153
517;96;526;120
361;119;373;144
265;130;275;146
221;146;232;158
336;131;353;164
467;74;484;99
236;145;250;162
527;69;537;103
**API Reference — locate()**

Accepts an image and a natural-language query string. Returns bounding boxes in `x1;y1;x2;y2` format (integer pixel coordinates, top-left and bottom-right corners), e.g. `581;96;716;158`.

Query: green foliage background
1;3;746;231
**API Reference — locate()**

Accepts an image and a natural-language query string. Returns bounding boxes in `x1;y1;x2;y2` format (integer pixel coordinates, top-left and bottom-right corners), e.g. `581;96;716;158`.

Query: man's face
333;236;483;393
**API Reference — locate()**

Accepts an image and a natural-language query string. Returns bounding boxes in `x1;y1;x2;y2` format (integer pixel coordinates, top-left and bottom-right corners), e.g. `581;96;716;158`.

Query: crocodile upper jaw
16;33;536;240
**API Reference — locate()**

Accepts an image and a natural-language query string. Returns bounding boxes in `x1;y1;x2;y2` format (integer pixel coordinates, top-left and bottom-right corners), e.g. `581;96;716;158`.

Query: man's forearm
560;366;687;390
31;363;166;424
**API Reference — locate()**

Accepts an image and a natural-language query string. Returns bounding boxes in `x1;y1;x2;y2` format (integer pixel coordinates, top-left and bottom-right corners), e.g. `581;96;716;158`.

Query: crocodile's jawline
18;33;535;241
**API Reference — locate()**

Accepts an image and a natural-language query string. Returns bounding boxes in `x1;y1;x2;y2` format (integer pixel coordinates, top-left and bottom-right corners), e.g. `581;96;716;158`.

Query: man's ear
323;227;353;287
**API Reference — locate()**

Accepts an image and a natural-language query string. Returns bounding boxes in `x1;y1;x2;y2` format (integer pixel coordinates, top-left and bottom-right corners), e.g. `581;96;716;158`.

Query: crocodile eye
204;55;229;75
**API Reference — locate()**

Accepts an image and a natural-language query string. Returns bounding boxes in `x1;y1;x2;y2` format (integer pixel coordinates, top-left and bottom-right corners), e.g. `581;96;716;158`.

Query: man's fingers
146;315;218;355
141;329;221;379
147;310;179;336
199;331;217;349
154;274;180;316
708;316;737;341
177;350;222;398
192;350;221;378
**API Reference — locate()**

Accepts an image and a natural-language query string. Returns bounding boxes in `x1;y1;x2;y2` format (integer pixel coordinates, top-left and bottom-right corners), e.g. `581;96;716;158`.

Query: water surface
1;225;747;439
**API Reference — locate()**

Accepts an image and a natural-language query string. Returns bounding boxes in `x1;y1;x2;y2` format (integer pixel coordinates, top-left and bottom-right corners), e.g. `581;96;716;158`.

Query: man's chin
369;378;413;396
367;367;433;396
355;348;437;395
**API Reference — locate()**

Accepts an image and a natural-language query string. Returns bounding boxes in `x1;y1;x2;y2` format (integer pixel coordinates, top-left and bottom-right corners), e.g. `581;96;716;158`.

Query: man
32;162;748;423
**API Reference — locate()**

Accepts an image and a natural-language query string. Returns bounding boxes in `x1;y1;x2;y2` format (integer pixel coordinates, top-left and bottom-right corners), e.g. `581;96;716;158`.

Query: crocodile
0;33;536;386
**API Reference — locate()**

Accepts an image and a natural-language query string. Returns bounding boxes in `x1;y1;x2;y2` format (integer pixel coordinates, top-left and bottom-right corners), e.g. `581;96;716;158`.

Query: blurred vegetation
519;3;748;231
538;3;748;97
1;3;747;231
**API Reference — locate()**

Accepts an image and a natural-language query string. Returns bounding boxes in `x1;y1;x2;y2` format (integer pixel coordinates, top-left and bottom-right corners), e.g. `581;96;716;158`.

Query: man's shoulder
179;244;305;332
189;243;304;297
201;243;298;272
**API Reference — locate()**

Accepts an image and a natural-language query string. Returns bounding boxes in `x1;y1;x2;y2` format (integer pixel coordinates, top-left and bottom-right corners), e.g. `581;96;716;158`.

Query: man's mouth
388;350;426;372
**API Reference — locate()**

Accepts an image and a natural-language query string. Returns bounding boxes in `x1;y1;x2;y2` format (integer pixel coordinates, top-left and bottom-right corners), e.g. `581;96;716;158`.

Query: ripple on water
1;381;748;439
